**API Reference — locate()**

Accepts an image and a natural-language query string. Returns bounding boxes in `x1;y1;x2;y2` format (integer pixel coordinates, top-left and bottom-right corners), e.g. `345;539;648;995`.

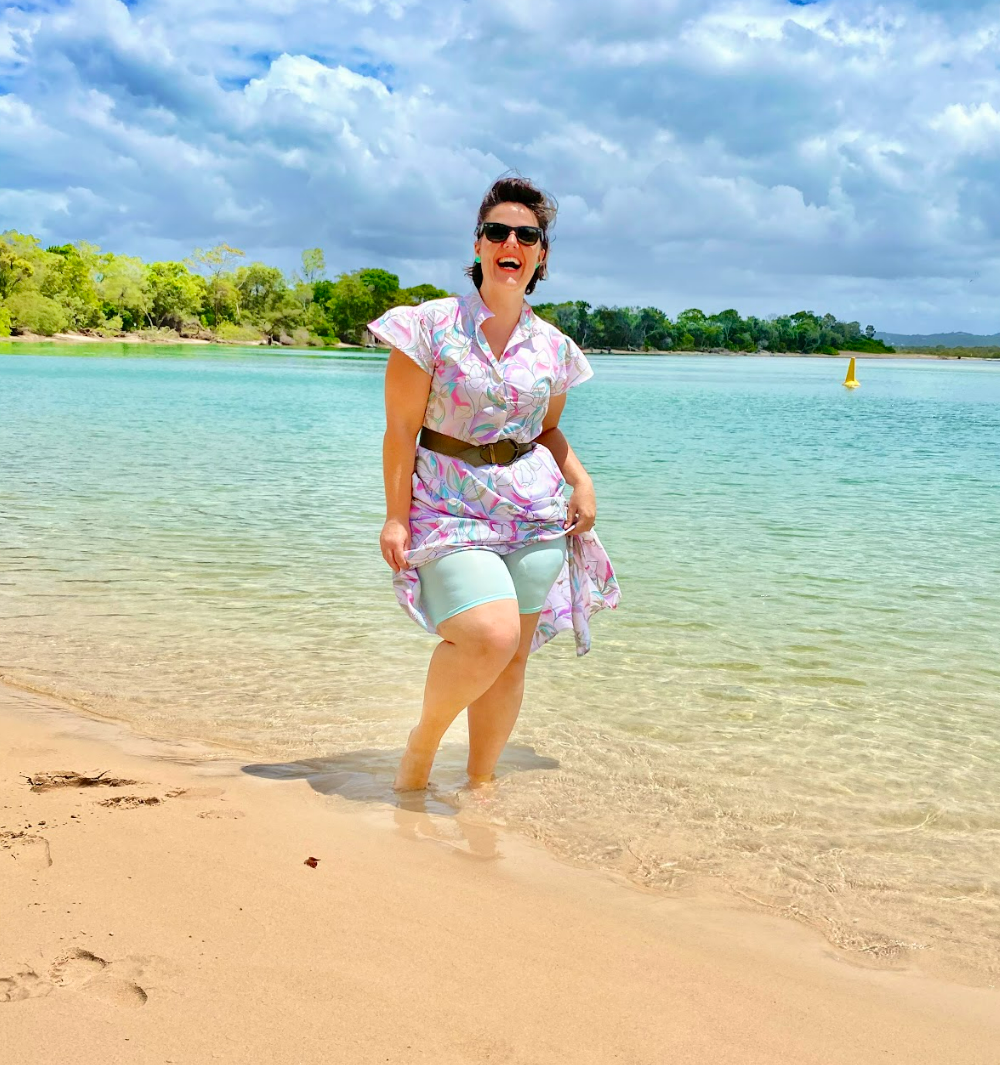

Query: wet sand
2;682;998;1064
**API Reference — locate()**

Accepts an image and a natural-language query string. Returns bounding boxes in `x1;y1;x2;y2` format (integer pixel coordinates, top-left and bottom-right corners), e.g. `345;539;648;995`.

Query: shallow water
2;344;999;983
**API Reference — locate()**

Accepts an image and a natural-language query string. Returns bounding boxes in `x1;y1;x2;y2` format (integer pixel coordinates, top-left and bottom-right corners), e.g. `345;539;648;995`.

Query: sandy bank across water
2;681;998;1065
4;332;997;359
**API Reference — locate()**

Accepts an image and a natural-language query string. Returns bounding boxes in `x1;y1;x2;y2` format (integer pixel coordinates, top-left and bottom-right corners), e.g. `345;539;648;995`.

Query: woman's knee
439;601;521;666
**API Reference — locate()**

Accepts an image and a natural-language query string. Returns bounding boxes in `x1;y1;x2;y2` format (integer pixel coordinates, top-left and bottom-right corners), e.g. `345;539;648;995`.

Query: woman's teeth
498;259;520;271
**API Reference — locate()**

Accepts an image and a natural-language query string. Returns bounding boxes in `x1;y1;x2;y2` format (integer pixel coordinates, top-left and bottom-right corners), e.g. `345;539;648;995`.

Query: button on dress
369;290;619;655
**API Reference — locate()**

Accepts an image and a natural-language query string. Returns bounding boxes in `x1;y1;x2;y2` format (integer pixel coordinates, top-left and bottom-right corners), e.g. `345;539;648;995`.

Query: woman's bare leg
465;612;541;785
394;599;521;791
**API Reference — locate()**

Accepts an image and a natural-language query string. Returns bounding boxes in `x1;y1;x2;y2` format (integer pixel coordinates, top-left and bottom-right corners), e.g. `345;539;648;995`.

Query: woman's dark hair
465;174;557;296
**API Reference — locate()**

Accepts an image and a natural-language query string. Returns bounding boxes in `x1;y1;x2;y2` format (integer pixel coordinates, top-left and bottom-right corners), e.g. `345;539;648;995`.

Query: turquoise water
2;345;999;984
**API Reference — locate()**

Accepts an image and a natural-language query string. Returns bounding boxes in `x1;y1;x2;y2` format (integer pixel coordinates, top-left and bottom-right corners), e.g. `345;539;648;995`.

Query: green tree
533;301;582;341
5;290;70;335
234;263;287;320
300;248;326;284
709;308;743;348
637;307;673;350
321;272;376;344
189;243;245;326
41;242;104;329
398;283;450;305
677;308;710;348
0;231;38;299
144;261;205;328
358;267;400;319
233;262;301;340
790;310;821;353
95;253;147;328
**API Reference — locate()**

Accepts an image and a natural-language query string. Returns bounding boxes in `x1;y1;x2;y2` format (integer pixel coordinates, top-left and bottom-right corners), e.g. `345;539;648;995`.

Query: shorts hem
431;592;518;627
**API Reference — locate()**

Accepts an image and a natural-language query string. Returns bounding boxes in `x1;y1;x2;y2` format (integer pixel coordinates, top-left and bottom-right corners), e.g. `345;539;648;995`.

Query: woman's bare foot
464;771;497;790
393;728;439;792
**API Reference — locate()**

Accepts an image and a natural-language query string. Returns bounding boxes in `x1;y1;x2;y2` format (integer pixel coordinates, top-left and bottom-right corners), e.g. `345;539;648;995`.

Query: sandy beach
2;681;997;1064
2;331;216;345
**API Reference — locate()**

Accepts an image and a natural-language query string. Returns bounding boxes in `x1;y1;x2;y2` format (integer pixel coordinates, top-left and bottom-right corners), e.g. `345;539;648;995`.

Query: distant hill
876;331;1000;348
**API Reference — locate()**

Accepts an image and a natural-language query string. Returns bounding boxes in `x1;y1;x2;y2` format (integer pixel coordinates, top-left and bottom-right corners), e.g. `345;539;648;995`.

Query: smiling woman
369;174;620;792
463;178;555;295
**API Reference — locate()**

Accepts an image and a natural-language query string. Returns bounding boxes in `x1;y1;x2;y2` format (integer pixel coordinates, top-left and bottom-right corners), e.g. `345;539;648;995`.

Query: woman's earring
474;255;481;263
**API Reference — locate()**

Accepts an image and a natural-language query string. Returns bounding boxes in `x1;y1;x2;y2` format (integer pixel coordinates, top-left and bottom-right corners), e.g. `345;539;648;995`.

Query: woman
370;175;619;792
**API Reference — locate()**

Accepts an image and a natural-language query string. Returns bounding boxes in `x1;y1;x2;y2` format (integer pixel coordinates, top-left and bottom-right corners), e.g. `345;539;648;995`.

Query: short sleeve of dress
551;335;594;396
368;305;435;375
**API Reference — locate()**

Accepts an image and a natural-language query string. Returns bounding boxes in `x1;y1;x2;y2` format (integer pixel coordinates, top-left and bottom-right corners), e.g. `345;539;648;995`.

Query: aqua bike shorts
417;539;568;627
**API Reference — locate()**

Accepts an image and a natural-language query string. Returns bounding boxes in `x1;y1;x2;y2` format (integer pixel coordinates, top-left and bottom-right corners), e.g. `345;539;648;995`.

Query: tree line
0;232;447;346
532;302;894;354
0;229;893;353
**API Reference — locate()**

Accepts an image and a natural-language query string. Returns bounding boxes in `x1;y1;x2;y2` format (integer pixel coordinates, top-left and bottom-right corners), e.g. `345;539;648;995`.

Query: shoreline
0;331;361;349
2;678;998;1063
582;347;996;360
2;331;996;360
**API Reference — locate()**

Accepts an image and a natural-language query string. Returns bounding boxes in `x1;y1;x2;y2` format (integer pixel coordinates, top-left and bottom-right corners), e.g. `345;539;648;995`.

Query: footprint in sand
49;948;149;1008
50;947;107;985
166;787;226;800
0;830;52;872
1;949;150;1008
167;787;243;818
0;969;52;1003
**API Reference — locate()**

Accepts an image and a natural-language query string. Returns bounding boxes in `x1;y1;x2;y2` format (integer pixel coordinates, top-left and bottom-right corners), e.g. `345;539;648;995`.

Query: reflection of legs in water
466;612;541;785
393;793;501;860
393;599;520;791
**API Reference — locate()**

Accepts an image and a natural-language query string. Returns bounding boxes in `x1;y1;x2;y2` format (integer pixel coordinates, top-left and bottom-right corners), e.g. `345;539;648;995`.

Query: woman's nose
503;231;520;247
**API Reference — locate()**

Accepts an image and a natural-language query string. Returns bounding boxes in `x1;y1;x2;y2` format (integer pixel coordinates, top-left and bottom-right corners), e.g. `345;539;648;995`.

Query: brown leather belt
419;427;536;467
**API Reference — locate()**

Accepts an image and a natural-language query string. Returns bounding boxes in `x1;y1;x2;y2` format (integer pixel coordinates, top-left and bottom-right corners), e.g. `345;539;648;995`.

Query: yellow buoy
843;356;859;389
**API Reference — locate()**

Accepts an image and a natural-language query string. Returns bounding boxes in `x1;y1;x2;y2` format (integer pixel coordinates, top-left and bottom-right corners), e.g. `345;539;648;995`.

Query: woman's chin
485;273;526;295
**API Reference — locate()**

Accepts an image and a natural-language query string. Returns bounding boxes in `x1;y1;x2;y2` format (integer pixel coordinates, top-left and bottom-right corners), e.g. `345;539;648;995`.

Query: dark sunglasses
478;222;543;246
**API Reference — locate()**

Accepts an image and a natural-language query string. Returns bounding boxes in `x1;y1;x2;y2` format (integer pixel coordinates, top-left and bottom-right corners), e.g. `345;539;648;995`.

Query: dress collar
463;289;539;344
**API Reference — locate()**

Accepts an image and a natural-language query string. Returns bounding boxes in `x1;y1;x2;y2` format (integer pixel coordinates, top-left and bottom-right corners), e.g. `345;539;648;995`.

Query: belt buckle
480;440;518;466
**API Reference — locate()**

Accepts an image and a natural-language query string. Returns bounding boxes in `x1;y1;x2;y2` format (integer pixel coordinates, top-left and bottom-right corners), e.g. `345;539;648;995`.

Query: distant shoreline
588;348;995;360
1;330;995;361
0;330;360;350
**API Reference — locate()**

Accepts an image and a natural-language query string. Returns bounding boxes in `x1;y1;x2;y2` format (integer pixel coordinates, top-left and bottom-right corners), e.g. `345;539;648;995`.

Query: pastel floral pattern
370;290;620;655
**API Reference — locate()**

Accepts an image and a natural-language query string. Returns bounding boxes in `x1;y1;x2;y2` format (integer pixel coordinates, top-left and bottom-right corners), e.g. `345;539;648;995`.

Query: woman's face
474;202;546;297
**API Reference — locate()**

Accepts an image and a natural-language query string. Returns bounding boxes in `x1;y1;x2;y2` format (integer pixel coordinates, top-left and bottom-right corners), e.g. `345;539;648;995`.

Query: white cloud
1;0;1000;330
931;102;1000;152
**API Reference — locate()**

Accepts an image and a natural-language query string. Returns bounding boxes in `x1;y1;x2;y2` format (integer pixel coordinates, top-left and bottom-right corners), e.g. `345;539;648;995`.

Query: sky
1;0;999;333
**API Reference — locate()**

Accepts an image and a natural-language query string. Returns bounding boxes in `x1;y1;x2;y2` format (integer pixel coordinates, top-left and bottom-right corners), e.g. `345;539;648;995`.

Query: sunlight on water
2;346;999;984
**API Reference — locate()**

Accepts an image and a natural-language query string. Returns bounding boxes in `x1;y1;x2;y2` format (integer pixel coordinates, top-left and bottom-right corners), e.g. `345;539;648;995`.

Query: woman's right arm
381;348;432;572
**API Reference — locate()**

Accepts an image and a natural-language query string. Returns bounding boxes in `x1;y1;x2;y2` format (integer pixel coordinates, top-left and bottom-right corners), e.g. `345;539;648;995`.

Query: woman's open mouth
497;257;522;273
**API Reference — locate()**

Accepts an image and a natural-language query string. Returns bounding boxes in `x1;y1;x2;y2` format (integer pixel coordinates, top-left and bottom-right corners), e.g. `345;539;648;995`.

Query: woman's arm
536;394;597;535
381;348;432;571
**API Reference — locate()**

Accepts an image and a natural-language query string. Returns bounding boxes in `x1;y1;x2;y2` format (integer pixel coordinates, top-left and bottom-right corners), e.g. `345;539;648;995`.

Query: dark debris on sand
98;796;162;809
22;771;139;792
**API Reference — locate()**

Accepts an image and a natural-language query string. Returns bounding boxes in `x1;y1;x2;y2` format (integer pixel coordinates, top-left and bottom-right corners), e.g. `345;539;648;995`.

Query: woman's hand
565;480;596;535
380;518;411;572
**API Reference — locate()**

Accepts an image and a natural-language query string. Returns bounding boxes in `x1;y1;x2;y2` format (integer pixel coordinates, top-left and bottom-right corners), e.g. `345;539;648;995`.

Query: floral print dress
369;289;619;655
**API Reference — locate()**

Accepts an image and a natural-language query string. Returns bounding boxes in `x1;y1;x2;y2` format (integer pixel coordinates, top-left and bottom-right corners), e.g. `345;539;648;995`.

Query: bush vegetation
531;302;895;354
0;232;448;347
1;228;899;354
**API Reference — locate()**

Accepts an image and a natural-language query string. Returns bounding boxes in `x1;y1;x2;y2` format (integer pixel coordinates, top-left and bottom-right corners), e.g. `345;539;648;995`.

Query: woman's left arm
536;394;596;535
